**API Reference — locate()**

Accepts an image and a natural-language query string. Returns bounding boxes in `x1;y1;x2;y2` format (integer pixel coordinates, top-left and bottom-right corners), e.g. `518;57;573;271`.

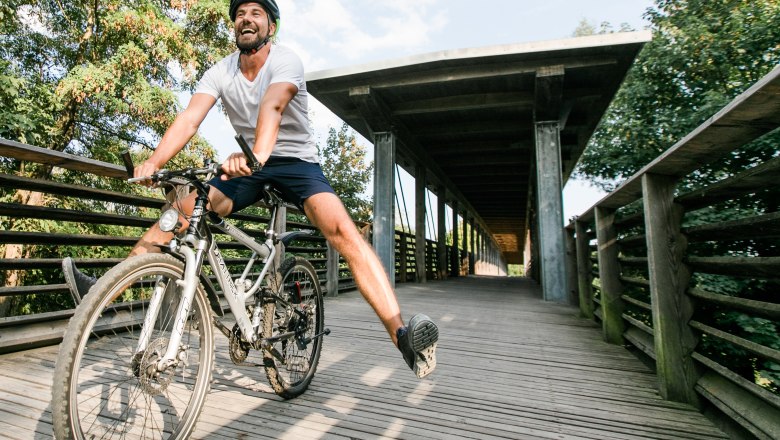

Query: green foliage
571;18;635;37
1;0;233;155
577;0;780;187
318;123;373;222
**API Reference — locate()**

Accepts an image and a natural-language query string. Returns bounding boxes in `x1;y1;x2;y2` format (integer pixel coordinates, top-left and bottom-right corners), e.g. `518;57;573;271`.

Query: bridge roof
307;31;651;263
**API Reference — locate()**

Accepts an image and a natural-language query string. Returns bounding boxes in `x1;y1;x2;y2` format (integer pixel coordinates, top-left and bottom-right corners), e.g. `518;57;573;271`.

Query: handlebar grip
121;151;135;178
234;134;262;171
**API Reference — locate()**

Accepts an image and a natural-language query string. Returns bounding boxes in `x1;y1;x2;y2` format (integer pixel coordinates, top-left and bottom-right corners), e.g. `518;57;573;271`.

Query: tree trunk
1;189;46;317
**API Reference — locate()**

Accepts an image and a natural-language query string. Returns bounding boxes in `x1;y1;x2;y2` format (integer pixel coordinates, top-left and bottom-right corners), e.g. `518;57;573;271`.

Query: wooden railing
566;66;780;439
0;139;477;355
0;140;355;353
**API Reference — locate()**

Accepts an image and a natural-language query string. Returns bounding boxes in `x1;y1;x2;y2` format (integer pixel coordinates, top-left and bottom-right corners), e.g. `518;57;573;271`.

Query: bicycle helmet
229;0;280;24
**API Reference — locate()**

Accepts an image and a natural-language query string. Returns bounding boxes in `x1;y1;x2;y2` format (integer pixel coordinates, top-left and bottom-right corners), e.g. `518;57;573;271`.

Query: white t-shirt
195;45;319;163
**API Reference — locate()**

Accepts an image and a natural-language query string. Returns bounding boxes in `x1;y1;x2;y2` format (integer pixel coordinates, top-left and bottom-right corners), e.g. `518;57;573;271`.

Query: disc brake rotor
138;338;175;396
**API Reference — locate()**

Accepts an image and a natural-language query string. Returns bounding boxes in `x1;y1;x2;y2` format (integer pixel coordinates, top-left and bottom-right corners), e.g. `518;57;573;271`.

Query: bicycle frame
136;184;285;371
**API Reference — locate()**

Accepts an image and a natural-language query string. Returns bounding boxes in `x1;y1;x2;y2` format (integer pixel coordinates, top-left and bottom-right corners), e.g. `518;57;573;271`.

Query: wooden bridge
2;33;780;439
2;277;729;439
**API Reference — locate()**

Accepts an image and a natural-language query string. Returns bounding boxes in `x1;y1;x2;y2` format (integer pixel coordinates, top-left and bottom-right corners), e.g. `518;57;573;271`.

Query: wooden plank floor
0;276;728;439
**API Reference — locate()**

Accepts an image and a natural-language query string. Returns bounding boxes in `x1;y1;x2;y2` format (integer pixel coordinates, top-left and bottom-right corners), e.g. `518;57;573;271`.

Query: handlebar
123;134;261;185
126;162;221;184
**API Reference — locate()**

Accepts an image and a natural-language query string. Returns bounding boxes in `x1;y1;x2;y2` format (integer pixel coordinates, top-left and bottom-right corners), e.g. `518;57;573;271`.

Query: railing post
450;201;459;277
565;224;579;304
399;232;408;283
595;206;625;344
574;219;594;319
642;173;700;406
326;242;339;296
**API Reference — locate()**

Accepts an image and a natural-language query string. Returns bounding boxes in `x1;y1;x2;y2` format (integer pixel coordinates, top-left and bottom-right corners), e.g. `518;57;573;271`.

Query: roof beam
394;93;533;116
309;57;619;94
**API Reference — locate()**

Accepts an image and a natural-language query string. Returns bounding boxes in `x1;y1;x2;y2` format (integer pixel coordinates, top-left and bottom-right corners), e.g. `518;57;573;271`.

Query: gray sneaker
62;257;97;305
397;314;438;378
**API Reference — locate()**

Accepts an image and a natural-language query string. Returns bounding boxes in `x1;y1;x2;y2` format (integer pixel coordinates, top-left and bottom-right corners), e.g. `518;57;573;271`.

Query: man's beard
235;26;269;51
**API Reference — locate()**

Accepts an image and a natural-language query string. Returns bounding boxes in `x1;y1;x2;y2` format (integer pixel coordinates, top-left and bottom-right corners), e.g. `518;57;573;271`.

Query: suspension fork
148;192;210;371
135;276;171;355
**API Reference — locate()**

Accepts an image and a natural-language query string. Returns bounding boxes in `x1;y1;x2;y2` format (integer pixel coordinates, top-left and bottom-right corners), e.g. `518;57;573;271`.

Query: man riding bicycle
62;0;438;379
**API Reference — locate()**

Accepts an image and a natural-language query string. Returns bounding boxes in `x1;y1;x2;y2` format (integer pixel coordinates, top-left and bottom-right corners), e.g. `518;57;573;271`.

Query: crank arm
212;315;232;339
260;330;297;344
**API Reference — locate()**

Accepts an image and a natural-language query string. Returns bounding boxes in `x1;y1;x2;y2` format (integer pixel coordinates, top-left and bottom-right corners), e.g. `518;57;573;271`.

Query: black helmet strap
239;35;270;55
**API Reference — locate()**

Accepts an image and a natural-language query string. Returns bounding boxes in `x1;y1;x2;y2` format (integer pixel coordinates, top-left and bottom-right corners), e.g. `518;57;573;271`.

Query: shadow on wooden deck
0;276;727;439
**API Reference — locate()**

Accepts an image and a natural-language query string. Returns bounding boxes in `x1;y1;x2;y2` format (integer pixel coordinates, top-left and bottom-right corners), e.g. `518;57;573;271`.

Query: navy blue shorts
208;157;335;213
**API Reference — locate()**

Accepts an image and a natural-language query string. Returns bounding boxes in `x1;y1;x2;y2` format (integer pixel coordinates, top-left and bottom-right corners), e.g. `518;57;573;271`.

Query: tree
577;0;780;187
571;18;634;37
318;123;373;223
0;0;235;315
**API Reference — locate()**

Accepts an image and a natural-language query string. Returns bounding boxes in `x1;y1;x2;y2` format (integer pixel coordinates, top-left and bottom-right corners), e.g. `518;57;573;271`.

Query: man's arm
221;82;297;177
135;93;217;178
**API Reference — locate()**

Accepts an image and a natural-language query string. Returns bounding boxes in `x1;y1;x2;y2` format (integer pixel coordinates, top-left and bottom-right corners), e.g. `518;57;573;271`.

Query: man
62;0;438;379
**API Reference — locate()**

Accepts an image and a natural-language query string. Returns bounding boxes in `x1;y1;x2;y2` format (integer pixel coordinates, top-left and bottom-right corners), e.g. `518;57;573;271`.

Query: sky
195;0;655;227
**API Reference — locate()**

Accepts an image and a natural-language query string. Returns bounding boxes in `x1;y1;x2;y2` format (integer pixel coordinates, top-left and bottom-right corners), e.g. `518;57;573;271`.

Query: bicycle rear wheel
262;256;324;399
52;253;214;440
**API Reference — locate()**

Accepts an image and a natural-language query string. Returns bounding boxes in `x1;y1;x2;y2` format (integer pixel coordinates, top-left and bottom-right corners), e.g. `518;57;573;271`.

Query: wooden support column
450;201;459;277
574;219;594;319
373;131;396;288
469;218;476;274
437;186;447;280
462;211;468;275
534;65;568;302
595;206;625;345
415;165;427;283
642;173;700;406
534;121;568;303
326;242;339;296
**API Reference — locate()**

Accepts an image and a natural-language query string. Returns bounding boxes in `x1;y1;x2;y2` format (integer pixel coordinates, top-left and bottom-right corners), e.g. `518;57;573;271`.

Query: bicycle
52;136;329;439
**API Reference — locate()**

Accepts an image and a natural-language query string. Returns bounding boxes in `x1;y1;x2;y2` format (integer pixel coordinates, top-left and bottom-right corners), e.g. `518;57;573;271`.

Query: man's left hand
221;152;260;179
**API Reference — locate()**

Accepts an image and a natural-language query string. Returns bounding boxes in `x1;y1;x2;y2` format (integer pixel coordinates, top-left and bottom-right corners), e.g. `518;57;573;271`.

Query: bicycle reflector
159;209;180;232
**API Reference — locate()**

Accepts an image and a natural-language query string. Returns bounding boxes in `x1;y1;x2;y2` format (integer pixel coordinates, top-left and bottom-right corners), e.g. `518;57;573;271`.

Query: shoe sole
408;316;438;379
62;258;82;305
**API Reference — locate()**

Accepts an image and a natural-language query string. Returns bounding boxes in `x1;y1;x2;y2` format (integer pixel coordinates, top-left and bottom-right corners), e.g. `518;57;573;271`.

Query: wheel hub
138;338;176;395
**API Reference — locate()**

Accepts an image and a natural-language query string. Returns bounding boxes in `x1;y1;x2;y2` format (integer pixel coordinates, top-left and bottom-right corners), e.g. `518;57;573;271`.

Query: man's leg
64;187;234;299
303;192;438;378
303;192;403;343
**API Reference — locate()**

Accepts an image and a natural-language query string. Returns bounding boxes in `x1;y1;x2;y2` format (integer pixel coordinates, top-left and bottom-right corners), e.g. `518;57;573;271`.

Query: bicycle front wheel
52;253;215;440
263;256;324;399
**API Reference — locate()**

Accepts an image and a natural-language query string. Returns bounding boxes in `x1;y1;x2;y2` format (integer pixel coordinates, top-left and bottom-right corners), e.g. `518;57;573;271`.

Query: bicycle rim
263;257;324;398
55;254;214;439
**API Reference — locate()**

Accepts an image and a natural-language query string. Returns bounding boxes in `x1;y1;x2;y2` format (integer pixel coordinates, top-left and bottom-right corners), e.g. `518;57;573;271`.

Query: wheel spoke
53;254;214;439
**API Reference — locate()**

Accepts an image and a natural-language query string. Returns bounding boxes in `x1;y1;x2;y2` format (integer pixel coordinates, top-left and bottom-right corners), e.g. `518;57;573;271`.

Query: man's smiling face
234;3;274;50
